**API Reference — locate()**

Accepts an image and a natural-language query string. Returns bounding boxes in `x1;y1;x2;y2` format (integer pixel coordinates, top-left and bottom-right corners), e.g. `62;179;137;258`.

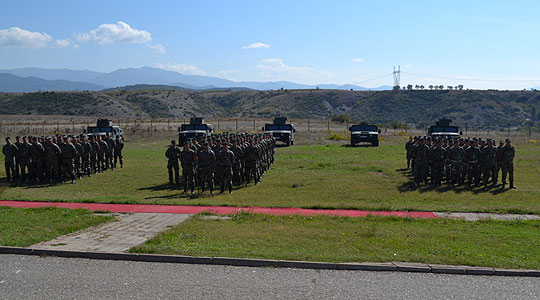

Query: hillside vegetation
1;89;539;127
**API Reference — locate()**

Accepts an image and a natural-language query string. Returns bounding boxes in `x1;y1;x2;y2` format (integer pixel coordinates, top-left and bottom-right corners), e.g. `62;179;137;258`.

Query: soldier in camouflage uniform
495;140;504;184
465;139;481;186
180;141;196;194
89;136;100;173
18;137;31;182
412;138;429;186
73;136;84;179
198;141;216;195
244;139;259;185
44;137;62;183
3;137;19;182
482;139;498;186
59;136;77;184
29;137;45;183
230;139;244;186
430;139;446;186
447;139;464;185
165;140;181;185
105;133;116;170
114;136;124;168
501;139;515;189
81;135;92;177
98;136;108;172
405;136;413;169
216;142;235;194
14;136;22;180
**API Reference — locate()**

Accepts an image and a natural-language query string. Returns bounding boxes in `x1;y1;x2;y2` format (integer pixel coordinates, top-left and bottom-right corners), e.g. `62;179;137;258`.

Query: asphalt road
0;255;538;300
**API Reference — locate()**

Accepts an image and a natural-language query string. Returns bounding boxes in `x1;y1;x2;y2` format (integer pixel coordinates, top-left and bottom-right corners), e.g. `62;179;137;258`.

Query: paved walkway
1;200;539;221
31;213;191;253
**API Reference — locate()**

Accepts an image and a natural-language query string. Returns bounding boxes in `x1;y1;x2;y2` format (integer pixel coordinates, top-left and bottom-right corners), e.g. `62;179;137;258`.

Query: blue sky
1;0;540;89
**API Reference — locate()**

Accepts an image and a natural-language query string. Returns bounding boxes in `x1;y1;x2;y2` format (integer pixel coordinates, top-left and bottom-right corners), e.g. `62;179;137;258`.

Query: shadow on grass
395;168;509;195
341;144;377;148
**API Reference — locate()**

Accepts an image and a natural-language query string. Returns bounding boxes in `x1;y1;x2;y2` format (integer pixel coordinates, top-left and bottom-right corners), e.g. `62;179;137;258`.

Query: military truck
428;118;462;139
178;117;213;145
349;123;381;146
262;117;295;146
87;119;124;139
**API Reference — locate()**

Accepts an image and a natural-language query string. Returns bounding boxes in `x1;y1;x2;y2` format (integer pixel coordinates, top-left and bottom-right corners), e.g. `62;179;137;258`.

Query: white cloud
218;69;241;76
243;42;270;49
156;63;206;75
148;43;166;54
0;27;52;48
256;58;333;83
53;39;72;48
76;21;151;45
352;58;364;63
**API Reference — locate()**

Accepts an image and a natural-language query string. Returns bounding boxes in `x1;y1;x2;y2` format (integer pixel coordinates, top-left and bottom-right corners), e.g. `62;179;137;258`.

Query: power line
354;73;393;85
403;72;540;83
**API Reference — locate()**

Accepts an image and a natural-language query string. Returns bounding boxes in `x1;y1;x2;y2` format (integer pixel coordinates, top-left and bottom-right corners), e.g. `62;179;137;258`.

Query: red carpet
0;200;437;219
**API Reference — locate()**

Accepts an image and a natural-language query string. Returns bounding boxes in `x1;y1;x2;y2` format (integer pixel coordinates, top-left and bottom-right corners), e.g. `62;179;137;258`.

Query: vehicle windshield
350;125;378;132
265;124;293;131
181;124;209;131
88;127;113;133
430;126;458;133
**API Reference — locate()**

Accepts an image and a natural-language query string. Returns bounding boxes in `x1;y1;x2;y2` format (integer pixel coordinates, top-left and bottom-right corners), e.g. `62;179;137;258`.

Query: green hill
0;89;538;128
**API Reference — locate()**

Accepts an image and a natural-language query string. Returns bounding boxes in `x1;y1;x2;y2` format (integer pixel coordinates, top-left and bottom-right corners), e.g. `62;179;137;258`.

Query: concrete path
434;212;540;221
31;213;191;253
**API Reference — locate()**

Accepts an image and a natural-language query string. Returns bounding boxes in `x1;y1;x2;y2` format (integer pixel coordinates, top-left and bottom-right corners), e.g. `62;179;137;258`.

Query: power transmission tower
393;65;401;90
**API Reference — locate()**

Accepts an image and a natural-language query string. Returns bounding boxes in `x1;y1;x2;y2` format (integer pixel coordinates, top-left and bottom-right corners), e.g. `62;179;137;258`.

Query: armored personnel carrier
349;123;380;146
87;119;124;139
263;117;295;146
178;117;213;145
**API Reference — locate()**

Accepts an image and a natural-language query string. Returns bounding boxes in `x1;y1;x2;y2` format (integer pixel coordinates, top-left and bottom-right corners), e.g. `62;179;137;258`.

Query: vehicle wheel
351;141;356;147
372;138;379;147
290;140;294;145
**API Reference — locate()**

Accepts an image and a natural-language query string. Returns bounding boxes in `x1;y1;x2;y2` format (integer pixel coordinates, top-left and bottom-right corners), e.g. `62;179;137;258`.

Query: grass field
131;213;540;270
0;206;113;247
1;134;539;214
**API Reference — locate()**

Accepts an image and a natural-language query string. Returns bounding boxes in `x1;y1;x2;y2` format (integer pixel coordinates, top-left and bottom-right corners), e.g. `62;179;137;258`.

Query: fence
0;117;537;140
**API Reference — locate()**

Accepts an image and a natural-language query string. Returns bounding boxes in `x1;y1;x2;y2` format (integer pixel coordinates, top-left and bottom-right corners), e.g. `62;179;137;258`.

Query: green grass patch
0;206;114;247
131;213;540;270
1;136;540;214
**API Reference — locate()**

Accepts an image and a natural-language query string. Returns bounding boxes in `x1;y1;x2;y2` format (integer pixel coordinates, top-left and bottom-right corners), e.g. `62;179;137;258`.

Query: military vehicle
262;117;295;146
428;118;462;139
349;123;381;146
178;117;213;145
87;119;124;139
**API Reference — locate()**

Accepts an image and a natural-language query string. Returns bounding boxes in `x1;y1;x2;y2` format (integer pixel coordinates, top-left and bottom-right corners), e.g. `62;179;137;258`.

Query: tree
448;86;453;90
457;84;464;90
429;85;434;90
420;85;425;90
407;84;413;91
439;85;444;90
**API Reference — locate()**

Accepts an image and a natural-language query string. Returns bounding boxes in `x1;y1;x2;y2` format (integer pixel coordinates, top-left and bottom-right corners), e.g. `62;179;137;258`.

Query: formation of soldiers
165;132;276;195
2;133;124;184
405;136;516;189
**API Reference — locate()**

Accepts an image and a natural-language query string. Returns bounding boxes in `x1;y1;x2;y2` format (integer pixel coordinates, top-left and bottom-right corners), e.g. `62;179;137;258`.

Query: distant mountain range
0;67;391;92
